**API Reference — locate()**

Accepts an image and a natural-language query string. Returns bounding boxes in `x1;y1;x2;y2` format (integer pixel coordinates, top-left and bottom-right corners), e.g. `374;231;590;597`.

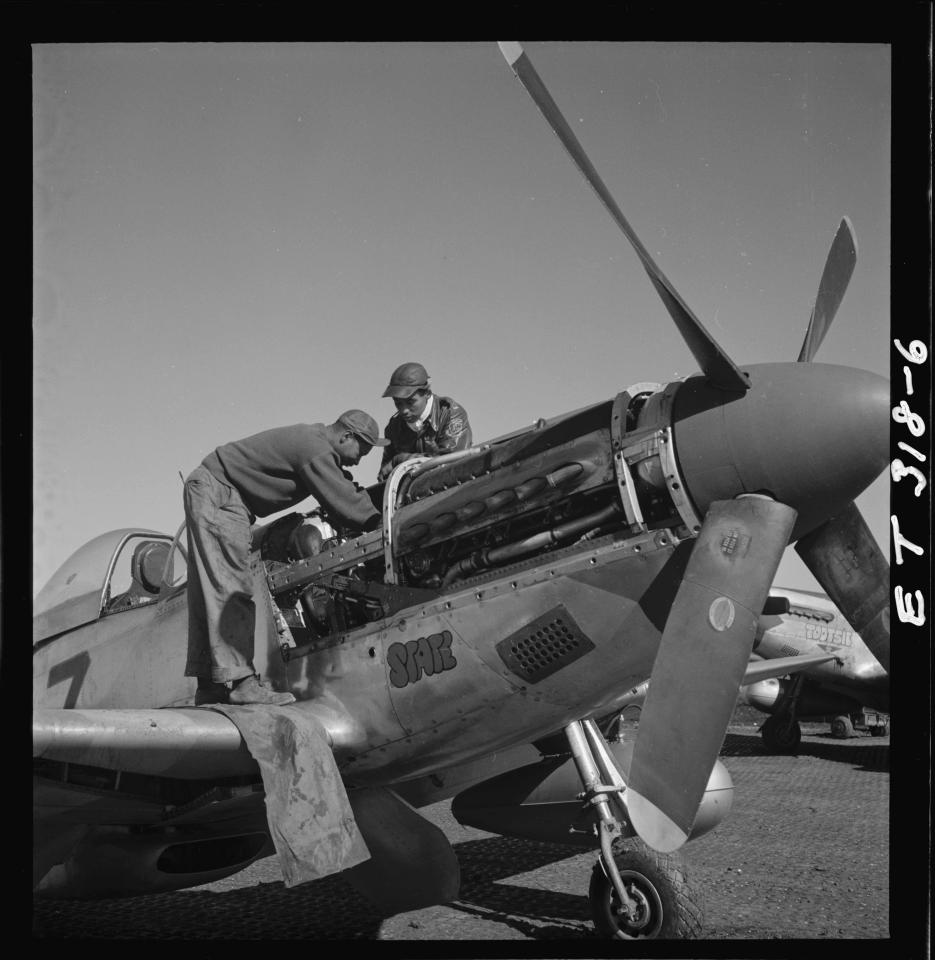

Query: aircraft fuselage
34;523;687;786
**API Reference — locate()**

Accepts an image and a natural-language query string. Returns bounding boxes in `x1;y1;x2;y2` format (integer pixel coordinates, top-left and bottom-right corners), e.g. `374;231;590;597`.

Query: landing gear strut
564;719;703;939
759;673;805;753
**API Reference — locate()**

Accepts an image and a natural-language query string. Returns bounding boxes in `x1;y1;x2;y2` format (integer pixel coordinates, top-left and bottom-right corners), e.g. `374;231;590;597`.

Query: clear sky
33;41;890;597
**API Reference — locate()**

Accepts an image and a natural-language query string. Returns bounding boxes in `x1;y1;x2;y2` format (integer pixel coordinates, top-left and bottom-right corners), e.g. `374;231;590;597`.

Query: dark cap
336;409;391;446
382;361;430;399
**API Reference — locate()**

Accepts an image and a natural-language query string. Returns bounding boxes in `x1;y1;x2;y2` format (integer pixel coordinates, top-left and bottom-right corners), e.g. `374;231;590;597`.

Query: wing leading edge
34;702;461;910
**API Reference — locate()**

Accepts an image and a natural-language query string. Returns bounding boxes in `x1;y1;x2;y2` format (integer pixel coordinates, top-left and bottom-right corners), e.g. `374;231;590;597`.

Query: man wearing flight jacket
184;410;389;705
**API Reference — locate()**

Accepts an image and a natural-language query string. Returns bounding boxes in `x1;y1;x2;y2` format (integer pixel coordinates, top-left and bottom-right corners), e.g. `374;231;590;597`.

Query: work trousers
183;464;257;683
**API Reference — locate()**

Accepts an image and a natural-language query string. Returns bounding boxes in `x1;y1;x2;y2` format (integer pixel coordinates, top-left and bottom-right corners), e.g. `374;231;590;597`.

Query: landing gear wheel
830;715;855;739
589;838;703;939
760;715;802;753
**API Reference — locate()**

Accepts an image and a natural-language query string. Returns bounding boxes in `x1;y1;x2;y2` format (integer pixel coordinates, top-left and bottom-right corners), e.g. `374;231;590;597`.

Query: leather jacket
379;395;472;480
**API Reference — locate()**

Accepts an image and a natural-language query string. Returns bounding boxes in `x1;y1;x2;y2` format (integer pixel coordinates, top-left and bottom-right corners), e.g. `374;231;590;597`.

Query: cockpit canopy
33;528;187;645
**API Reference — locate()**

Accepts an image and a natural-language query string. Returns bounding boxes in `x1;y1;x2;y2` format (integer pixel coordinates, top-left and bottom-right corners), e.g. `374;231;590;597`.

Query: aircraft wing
741;652;837;685
594;651;838;718
34;703;369;883
33;707;270;890
34;707;261;779
34;704;459;910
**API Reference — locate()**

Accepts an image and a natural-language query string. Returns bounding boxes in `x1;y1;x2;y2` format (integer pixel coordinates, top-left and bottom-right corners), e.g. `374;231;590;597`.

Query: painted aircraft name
804;624;854;646
388;631;458;688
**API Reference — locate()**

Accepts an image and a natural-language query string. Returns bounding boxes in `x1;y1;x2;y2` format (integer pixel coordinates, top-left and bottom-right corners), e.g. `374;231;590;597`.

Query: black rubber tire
830;715;855;739
870;723;889;737
760;715;802;753
589;838;703;939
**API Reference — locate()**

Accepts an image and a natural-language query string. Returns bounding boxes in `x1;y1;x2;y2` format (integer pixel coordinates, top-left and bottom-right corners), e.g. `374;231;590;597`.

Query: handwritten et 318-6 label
387;631;458;688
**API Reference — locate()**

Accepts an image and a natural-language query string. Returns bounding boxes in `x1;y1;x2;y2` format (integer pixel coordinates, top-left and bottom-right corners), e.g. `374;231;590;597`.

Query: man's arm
377;417;402;482
379;447;395;479
378;452;417;482
301;454;380;531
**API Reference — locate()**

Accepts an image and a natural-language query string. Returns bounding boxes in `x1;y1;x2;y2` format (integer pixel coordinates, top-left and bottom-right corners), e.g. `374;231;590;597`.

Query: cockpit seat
132;541;172;594
104;540;173;614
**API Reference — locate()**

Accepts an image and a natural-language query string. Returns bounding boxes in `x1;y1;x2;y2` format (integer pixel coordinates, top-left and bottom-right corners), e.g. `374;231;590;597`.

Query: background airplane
612;586;889;752
743;586;889;748
33;42;889;940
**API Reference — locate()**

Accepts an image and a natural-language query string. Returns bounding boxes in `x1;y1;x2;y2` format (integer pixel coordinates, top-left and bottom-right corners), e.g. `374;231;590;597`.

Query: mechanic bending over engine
184;410;389;706
377;361;472;482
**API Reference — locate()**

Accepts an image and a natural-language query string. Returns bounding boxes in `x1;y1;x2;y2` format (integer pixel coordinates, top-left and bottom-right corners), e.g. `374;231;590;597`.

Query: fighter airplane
612;586;890;752
33;42;889;939
743;587;889;749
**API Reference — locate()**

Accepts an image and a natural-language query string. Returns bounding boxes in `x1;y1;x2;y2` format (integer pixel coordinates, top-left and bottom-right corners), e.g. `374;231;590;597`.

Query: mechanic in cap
185;410;389;705
378;362;472;482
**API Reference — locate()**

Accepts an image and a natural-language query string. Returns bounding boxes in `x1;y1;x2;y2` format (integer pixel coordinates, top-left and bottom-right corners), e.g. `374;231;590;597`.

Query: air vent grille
496;605;594;683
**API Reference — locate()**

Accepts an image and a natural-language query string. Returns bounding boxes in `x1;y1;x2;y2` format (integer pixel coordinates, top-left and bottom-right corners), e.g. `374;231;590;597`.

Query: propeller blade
796;217;858;362
498;41;749;394
628;495;797;851
794;500;889;672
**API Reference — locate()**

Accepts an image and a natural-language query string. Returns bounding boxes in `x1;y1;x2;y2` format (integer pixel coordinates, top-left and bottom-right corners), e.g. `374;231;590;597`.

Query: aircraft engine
267;390;687;648
450;738;733;848
389;410;622;587
376;389;695;596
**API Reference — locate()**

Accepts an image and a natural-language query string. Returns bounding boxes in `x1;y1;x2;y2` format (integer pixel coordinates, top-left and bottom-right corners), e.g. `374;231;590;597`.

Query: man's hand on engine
378;453;414;483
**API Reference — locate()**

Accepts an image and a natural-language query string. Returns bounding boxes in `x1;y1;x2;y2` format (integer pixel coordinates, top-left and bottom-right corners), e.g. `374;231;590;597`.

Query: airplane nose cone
672;363;889;540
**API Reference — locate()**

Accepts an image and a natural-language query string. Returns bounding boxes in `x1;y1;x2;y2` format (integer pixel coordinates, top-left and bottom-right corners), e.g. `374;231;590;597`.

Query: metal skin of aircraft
33;43;890;940
613;586;890;753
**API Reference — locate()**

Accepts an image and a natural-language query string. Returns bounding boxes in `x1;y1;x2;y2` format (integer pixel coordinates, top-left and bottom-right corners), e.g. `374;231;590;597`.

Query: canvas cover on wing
207;703;370;885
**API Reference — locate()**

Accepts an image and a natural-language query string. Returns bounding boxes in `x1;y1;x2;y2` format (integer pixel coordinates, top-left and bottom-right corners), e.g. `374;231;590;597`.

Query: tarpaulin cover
208;703;370;886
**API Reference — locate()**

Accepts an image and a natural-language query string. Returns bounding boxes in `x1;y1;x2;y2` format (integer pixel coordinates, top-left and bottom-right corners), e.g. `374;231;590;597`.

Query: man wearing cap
184;410;389;705
378;362;472;482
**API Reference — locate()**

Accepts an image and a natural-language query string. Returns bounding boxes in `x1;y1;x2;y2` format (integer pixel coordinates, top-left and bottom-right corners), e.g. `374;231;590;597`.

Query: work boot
228;673;296;706
194;679;230;706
